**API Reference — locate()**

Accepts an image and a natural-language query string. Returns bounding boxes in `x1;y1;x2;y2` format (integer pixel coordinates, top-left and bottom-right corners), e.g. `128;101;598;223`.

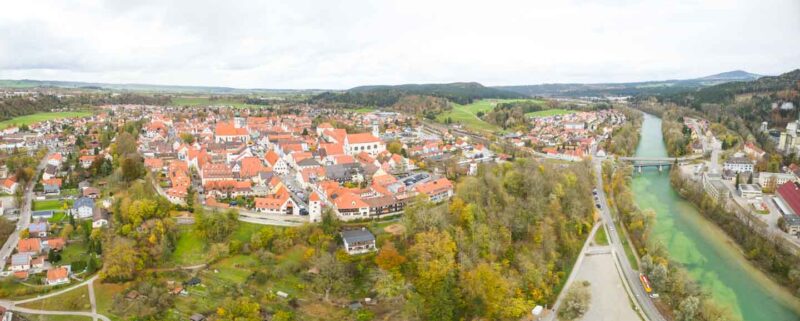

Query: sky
0;0;798;89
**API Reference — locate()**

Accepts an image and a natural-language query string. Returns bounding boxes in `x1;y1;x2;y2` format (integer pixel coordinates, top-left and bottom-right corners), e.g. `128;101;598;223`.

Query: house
32;210;54;220
10;254;31;271
43;178;61;195
46;267;70;286
72;197;95;219
264;150;288;175
42;164;58;180
28;222;48;238
214;122;249;143
83;187;101;199
79;155;96;169
45;238;66;251
254;188;299;215
414;178;454;202
0;176;18;194
738;184;762;200
333;192;370;220
340;228;377;255
93;208;109;228
17;238;42;255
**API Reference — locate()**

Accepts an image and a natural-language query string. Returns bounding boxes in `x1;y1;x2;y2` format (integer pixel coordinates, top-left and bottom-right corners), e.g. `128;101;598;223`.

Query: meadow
0;112;93;129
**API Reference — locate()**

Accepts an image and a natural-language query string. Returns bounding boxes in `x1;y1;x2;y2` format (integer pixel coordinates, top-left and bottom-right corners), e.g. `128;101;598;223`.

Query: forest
603;106;643;156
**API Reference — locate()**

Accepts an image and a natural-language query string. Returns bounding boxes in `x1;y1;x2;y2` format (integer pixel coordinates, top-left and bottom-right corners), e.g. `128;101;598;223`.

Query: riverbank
631;112;800;321
669;167;800;311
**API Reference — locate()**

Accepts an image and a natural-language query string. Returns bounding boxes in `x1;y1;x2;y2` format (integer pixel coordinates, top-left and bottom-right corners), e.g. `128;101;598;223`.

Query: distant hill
0;79;322;95
658;69;799;107
495;70;763;98
313;82;525;107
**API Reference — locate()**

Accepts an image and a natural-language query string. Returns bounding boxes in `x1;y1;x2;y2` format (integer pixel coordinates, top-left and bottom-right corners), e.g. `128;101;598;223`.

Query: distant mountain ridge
495;70;763;98
0;79;322;95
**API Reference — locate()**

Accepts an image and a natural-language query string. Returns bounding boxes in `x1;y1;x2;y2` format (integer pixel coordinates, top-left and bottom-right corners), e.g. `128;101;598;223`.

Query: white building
344;133;385;157
723;157;754;173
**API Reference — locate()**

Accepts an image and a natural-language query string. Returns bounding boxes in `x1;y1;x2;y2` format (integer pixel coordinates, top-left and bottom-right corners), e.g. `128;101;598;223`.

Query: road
593;158;665;321
0;154;51;268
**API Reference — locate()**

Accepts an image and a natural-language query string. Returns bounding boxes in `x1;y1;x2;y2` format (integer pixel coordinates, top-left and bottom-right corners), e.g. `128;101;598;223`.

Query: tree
557;281;591;321
387;140;403;155
375;242;406;271
371;269;408;303
320;208;340;236
310;252;351;302
185;185;196;210
121;155;145;182
461;262;515;318
408;230;459;320
195;209;239;242
216;297;261;321
674;296;700;321
100;237;143;282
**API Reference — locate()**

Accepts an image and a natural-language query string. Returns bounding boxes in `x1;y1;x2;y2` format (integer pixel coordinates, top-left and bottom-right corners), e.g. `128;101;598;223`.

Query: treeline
670;169;800;298
312;82;524;108
604;163;736;321
604;106;643;156
0;95;68;120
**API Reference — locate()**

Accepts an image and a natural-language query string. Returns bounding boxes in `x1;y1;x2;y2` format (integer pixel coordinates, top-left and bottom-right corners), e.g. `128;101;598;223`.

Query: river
631;112;800;321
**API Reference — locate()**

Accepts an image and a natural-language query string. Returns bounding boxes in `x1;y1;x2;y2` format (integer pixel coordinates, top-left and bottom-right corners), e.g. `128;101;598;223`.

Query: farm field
525;108;575;118
0;112;93;129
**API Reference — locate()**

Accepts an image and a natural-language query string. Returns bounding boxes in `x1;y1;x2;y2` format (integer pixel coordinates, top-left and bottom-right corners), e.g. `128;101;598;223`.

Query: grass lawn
18;285;92;312
171;226;209;266
171;97;262;108
525;108;575;118
0;112;93;130
212;255;258;284
33;199;72;211
47;211;68;224
594;227;609;246
94;282;127;320
59;241;89;267
620;233;639;270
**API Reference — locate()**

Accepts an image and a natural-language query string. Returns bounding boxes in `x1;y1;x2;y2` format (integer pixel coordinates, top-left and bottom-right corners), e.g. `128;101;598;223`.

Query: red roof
215;122;248;137
347;133;381;144
415;178;453;196
778;182;800;214
46;267;68;282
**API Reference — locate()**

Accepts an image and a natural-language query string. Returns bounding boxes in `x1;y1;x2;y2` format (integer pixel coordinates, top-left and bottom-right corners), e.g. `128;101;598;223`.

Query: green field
0;112;93;129
525;108;575;118
170;226;209;266
170;97;262;108
18;285;92;312
436;100;501;132
33;199;72;211
436;99;547;133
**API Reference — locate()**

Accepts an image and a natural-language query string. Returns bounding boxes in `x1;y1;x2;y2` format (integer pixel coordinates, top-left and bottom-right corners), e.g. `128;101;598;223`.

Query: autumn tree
216;296;261;321
375;242;406;271
310;252;351;302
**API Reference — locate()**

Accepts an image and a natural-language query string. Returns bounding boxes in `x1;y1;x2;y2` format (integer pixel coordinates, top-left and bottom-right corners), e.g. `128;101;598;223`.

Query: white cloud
0;0;798;89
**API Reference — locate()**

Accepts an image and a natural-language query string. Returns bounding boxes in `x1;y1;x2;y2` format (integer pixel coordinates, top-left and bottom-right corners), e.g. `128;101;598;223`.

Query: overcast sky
0;0;798;89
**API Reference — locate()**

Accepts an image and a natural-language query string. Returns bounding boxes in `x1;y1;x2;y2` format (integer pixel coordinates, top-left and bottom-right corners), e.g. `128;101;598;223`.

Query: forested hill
312;82;525;107
495;70;761;98
656;69;800;108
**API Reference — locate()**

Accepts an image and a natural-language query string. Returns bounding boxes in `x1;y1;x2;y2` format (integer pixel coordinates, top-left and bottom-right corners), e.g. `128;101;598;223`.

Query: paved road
0;154;50;268
593;158;665;321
